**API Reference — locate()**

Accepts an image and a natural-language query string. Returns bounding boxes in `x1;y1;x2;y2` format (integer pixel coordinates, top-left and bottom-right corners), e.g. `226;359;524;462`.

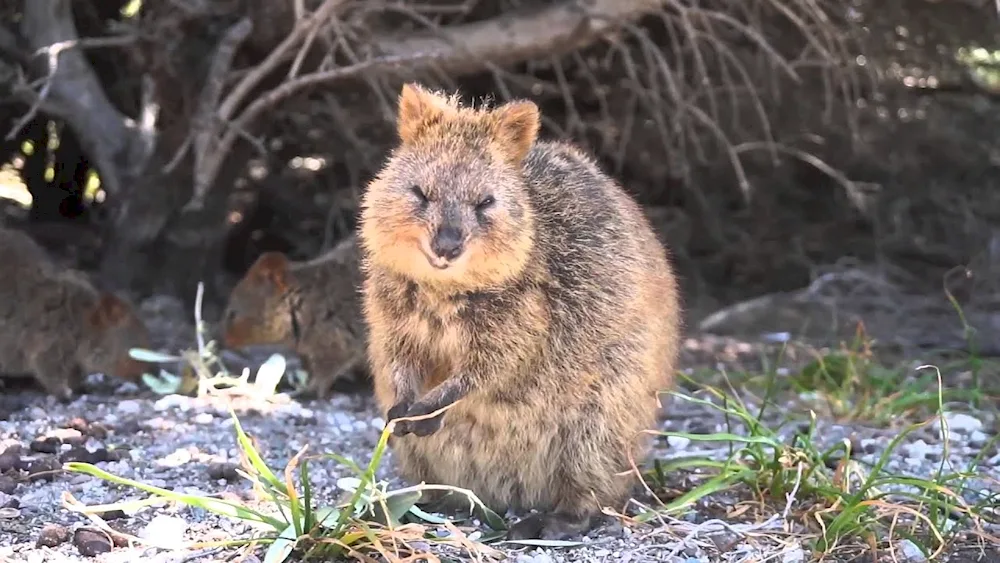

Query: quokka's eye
410;185;429;205
475;195;496;211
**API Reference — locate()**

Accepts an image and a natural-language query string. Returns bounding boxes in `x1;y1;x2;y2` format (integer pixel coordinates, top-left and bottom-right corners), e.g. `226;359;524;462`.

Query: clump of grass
790;333;981;424
63;408;511;562
639;365;995;560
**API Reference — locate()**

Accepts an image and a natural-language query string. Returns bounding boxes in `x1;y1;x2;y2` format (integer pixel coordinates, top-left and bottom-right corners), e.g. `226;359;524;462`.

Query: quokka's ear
491;100;541;165
396;83;455;145
88;293;131;328
247;251;290;291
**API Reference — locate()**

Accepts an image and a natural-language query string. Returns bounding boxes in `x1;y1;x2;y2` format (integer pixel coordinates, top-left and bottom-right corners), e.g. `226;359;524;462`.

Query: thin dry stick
191;52;439;208
187;18;254;182
6;35;135;140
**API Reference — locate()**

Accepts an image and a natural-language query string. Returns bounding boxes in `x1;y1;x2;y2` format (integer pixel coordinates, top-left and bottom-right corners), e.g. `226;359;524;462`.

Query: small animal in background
0;226;153;400
220;236;368;398
359;83;682;540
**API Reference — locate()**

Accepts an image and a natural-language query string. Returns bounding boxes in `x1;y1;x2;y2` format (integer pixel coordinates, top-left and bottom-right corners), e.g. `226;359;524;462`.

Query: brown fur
220;236;367;398
358;83;682;539
0;227;153;400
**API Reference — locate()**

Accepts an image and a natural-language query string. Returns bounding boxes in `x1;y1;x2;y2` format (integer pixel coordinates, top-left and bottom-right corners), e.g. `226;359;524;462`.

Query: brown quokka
358;84;682;540
220;236;367;398
0;226;153;400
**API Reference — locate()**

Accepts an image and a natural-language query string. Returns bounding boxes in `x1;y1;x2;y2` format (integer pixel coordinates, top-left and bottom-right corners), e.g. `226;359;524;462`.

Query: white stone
193;413;214;425
139;514;188;547
940;413;983;436
782;546;805;563
897;539;927;562
667;436;691;450
117;400;142;414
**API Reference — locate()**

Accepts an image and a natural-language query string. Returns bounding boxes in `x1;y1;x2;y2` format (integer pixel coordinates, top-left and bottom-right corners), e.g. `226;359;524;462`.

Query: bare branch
188;0;665;207
192;18;254;184
367;0;669;76
189;53;436;210
18;0;147;197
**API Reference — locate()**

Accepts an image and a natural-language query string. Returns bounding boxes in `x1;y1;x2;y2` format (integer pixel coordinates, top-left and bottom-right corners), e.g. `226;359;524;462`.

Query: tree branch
188;0;664;207
368;0;668;76
18;0;149;198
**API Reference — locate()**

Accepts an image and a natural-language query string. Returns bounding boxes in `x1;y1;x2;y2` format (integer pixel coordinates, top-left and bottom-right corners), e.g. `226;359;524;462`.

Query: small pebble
74;527;114;556
667;436;691;450
0;449;21;472
897;539;927;562
782;545;805;563
940;413;982;436
0;475;16;494
29;438;60;454
969;430;988;447
207;461;240;482
193;412;214;424
138;514;188;547
117;400;142;415
26;457;62;481
36;523;70;547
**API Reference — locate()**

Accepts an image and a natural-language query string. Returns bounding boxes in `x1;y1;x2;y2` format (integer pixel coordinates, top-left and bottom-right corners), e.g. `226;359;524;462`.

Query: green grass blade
65;462;286;529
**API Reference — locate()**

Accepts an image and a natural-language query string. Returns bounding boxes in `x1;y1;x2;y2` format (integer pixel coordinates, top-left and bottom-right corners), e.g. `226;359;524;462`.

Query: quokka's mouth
418;243;453;270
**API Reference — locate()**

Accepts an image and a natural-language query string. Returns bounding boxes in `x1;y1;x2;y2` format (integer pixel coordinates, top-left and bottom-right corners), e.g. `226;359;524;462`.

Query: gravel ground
1;299;998;563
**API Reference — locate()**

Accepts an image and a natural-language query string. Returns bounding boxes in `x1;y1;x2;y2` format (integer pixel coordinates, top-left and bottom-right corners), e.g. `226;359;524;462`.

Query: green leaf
129;348;183;363
312;506;341;529
254;354;287;395
263;523;297;563
373;489;422;527
64;462;285;529
472;501;508;532
407;505;449;524
142;370;183;395
231;413;285;493
301;460;314;532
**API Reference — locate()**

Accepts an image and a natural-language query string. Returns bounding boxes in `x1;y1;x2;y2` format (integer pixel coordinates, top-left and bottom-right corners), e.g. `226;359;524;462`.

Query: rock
60;446;107;464
515;552;554;563
207;461;240;482
904;439;939;460
0;492;17;509
193;412;214;424
29;438;60;454
117;400;143;414
26;457;62;481
0;448;20;472
897;539;927;562
138;514;188;547
36;523;70;547
939;413;982;437
154;394;195;412
97;509;127;521
969;430;988;448
46;428;86;445
667;435;691;450
782;545;805;563
74;527;114;556
0;475;16;494
156;448;193;468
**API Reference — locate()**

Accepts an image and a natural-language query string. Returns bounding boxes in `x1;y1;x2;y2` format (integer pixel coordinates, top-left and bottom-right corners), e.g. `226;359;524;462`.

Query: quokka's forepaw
407;414;443;436
387;400;414;436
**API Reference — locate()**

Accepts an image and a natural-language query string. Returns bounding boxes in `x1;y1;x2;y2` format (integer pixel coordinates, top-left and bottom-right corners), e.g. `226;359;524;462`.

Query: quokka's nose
431;226;464;260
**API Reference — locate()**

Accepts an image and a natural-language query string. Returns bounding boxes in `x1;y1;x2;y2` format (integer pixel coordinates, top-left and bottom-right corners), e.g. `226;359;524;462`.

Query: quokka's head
79;292;153;382
359;83;539;289
220;252;296;349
